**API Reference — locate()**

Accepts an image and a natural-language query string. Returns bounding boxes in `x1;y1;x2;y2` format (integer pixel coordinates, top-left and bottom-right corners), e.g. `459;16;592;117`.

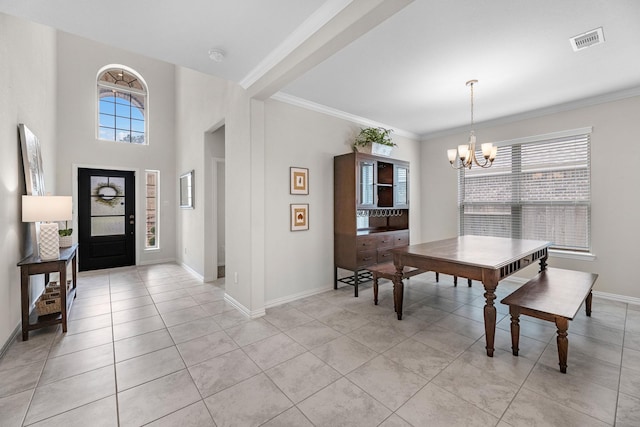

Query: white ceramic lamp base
39;222;60;260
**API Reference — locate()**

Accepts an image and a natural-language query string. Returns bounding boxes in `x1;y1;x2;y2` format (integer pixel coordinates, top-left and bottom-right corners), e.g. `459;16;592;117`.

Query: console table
17;244;78;341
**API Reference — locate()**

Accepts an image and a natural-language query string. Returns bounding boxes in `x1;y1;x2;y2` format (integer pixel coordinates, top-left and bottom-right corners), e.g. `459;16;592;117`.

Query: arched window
97;66;147;144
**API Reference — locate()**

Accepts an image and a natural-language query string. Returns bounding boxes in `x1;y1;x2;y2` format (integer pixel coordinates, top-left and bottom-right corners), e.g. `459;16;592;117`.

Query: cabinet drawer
377;248;394;264
356;235;377;250
376;234;395;249
393;231;410;247
356;250;377;268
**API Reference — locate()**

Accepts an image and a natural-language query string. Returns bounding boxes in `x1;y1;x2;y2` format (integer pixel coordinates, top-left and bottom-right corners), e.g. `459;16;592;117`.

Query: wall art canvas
19;123;46;196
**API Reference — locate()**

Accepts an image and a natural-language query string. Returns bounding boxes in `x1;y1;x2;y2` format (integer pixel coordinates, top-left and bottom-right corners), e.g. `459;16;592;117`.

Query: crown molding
272;92;419;139
240;0;353;89
421;86;640;141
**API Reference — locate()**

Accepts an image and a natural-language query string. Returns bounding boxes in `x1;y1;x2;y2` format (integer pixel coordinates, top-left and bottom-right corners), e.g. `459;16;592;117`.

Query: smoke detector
570;27;605;52
208;48;226;62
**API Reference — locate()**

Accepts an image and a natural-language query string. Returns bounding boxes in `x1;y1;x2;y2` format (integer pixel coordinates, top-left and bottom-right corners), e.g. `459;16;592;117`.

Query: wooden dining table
391;236;551;357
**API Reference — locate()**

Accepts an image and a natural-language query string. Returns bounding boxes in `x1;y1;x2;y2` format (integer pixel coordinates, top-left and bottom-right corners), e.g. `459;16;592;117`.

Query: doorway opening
204;125;225;281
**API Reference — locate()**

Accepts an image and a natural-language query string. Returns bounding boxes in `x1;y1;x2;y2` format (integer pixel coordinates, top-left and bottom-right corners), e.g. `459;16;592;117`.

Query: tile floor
1;263;639;426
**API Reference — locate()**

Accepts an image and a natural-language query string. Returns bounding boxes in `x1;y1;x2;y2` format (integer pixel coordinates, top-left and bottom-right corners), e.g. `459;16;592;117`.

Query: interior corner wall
0;13;57;347
421;95;640;299
263;99;422;305
174;66;227;278
55;32;177;266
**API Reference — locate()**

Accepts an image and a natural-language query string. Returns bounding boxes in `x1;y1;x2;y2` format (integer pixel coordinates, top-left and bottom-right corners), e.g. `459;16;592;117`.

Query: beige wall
0;14;57;347
263;99;422;305
174;66;228;279
55;32;178;266
421;95;640;299
173;72;423;312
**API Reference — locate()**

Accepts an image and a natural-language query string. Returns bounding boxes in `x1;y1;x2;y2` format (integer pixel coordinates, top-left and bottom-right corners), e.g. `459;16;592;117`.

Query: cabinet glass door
358;160;375;206
394;166;408;207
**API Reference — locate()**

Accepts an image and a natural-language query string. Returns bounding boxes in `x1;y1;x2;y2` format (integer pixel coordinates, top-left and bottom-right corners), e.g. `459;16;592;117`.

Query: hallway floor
1;263;639;426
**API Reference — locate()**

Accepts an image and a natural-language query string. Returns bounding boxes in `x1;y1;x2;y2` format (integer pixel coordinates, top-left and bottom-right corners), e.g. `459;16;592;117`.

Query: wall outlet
234;272;238;284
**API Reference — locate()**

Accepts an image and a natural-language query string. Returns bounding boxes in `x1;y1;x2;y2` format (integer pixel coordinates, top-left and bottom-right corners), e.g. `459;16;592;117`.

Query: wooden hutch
334;152;410;296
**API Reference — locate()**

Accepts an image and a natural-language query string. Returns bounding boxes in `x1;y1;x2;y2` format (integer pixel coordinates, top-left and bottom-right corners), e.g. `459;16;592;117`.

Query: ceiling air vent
570;27;605;51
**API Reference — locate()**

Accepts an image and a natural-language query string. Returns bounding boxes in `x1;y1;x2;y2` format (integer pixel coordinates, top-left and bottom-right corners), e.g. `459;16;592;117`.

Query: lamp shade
22;196;73;223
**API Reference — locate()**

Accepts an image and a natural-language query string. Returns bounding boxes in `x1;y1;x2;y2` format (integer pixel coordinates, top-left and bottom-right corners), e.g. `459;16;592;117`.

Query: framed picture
290;167;308;195
290;203;309;231
19;124;46;196
179;170;194;208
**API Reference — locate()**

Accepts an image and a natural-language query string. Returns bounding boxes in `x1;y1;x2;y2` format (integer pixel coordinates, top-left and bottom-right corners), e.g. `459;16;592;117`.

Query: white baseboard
592;291;640;306
179;263;204;282
224;294;266;319
138;257;176;266
0;323;21;359
265;285;331;309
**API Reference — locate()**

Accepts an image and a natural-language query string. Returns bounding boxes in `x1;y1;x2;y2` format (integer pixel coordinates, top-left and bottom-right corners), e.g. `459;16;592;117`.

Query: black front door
78;168;135;271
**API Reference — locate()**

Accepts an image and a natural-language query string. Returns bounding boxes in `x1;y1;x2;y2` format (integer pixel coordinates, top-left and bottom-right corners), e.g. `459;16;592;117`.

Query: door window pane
91;216;125;236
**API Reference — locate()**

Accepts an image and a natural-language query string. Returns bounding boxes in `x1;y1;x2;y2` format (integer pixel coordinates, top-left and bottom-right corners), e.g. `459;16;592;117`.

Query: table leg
60;262;68;333
482;278;498;357
21;268;29;341
555;317;569;373
393;264;404;320
539;251;548;272
354;270;359;297
373;273;379;306
585;291;592;317
72;252;78;297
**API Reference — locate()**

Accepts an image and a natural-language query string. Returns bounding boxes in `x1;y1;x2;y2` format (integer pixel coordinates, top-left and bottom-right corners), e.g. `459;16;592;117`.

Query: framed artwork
290;167;308;195
179;170;194;208
290;203;309;231
19;124;46;196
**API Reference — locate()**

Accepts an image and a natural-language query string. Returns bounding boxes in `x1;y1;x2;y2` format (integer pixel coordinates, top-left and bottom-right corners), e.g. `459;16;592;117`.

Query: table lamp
22;195;73;260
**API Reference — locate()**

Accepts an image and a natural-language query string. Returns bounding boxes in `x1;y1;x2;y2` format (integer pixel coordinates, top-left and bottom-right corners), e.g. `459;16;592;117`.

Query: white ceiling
1;0;639;138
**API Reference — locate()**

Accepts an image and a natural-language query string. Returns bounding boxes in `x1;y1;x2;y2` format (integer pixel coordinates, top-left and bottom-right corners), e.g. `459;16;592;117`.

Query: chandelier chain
447;79;496;170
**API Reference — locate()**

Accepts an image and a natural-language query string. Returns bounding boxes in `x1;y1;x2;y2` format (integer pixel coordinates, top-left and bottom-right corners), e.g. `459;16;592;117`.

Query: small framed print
290;203;309;231
290;167;309;195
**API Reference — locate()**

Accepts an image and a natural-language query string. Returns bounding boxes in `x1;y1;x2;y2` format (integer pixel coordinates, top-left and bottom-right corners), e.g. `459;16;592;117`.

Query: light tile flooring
1;263;640;426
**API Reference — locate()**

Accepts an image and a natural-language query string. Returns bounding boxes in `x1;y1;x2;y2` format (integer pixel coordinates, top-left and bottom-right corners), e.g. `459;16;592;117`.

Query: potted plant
352;127;396;156
58;221;73;247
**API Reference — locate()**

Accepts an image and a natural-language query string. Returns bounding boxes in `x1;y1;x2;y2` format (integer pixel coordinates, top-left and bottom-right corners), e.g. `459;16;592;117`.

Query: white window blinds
458;128;591;251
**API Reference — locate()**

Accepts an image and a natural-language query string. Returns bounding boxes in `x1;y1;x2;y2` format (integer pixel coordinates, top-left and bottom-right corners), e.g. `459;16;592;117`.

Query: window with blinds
458;127;591;252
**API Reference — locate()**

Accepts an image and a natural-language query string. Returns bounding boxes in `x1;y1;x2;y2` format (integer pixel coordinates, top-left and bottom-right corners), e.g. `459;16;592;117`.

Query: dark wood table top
392;236;551;270
18;244;78;266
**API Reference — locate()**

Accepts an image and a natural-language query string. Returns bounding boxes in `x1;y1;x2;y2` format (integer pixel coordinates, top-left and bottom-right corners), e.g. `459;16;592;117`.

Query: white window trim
145;170;160;251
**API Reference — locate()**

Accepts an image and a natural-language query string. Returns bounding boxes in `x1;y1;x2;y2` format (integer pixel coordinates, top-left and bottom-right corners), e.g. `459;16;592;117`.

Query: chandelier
447;80;497;169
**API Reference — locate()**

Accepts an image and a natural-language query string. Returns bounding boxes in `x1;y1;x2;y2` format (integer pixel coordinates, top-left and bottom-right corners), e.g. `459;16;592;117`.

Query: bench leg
334;266;338;289
435;272;439;283
373;273;379;305
585;291;593;317
555;317;569;373
453;276;458;287
509;306;521;356
467;278;472;287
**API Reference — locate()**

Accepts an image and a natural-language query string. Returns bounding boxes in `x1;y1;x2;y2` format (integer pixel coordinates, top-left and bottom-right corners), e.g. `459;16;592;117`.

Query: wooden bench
367;263;472;306
500;268;598;373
